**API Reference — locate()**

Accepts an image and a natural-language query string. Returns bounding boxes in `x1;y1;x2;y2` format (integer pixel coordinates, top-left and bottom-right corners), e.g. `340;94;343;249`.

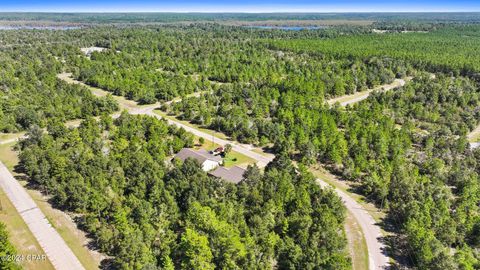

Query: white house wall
202;160;219;172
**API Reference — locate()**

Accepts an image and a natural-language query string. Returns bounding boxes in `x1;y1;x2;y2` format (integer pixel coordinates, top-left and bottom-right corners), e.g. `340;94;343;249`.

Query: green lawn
222;152;254;168
0;142;19;171
194;136;255;168
0;132;24;142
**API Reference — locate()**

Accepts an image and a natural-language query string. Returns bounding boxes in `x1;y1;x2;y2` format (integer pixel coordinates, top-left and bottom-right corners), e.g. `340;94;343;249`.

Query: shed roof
209;166;247;184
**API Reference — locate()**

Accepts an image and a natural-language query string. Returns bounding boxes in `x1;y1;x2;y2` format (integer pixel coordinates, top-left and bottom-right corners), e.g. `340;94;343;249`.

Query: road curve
316;180;388;270
0;162;85;270
143;107;389;269
60;73;389;269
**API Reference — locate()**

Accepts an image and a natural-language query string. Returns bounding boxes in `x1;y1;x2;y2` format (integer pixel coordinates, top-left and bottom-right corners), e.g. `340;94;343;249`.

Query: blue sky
1;0;479;12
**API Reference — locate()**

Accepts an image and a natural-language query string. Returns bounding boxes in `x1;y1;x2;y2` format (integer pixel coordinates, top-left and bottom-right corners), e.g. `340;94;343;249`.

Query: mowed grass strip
344;210;369;270
25;189;104;270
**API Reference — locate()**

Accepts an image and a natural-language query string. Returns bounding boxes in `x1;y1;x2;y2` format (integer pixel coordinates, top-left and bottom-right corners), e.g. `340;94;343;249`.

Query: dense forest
1;15;480;269
0;42;118;132
140;26;480;268
18;113;349;269
71;26;410;104
270;26;480;76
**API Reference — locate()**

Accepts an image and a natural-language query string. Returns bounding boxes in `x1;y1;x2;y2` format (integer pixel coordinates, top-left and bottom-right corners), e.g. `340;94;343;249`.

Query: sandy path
467;124;480;142
328;78;408;107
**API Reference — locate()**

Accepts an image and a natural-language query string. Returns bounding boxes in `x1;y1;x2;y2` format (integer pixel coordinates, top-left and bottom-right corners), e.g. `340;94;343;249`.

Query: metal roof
174;148;223;164
209;166;247;184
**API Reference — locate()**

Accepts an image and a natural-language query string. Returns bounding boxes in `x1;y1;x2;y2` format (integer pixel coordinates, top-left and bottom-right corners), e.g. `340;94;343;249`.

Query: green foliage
179;228;215;270
0;222;21;270
0;50;118;132
19;114;349;269
271;26;480;76
3;20;480;269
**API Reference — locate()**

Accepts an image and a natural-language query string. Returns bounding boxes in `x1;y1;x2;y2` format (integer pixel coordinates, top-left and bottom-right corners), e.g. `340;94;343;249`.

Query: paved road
137;106;389;269
0;162;84;270
328;78;407;107
316;180;388;270
60;74;390;269
151;108;388;268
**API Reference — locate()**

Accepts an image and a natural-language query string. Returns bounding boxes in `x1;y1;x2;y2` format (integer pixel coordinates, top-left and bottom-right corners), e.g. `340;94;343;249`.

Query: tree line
18;113;350;269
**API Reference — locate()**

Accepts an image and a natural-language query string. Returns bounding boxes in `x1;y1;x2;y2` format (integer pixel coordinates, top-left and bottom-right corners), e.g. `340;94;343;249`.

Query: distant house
174;148;223;172
80;46;107;56
209;166;247;184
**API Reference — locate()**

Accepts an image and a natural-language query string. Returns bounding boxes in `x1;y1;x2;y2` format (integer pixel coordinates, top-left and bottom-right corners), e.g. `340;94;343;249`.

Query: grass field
467;123;480;143
0;142;19;170
0;132;25;142
194;136;255;168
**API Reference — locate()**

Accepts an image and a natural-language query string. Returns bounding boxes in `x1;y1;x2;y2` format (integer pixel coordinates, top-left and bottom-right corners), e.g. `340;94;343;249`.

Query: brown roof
174;148;223;164
209;166;247;184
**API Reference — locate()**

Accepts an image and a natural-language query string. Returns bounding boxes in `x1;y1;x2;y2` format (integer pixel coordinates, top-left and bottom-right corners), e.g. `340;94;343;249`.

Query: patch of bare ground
327;77;411;107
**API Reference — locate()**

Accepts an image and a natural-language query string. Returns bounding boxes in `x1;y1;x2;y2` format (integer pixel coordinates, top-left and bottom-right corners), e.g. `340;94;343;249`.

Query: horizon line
2;10;480;13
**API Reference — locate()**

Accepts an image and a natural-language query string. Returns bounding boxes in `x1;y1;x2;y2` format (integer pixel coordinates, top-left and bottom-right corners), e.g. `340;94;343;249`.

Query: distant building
80;46;107;56
209;166;247;184
174;148;223;172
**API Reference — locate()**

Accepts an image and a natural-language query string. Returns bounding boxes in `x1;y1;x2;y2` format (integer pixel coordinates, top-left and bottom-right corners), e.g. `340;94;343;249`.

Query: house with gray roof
174;148;223;172
209;166;247;184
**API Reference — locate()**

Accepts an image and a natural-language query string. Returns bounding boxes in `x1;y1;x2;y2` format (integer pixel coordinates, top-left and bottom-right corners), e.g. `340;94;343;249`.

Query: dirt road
467;124;480;149
0;162;84;270
328;78;407;107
